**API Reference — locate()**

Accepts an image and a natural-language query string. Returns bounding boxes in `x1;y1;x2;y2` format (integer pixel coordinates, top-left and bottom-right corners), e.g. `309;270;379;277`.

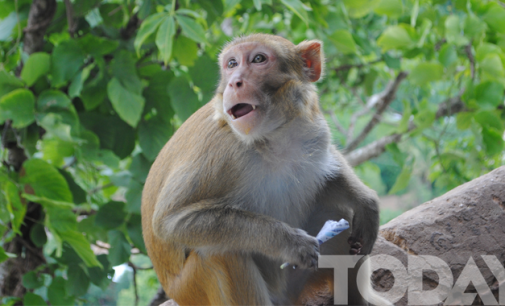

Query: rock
371;166;505;305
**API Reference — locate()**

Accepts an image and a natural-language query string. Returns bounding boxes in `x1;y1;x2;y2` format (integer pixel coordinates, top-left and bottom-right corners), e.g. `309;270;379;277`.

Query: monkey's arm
152;197;319;269
327;151;380;254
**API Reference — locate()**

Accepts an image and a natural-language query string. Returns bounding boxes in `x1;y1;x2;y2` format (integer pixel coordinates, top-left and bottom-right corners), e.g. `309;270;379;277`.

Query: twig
334;58;383;73
63;0;76;37
128;262;140;306
344;71;408;153
324;110;347;136
344;94;466;166
464;43;475;80
88;182;114;194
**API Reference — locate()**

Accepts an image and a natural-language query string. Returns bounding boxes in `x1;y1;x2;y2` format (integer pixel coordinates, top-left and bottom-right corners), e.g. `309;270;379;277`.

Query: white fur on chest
234;120;339;227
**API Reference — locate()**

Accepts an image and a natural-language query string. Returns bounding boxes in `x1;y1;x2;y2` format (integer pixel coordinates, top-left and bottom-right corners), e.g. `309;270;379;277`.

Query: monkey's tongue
231;103;254;119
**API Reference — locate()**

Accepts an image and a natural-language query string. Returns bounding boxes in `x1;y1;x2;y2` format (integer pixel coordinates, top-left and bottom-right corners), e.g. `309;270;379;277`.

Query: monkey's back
141;100;242;291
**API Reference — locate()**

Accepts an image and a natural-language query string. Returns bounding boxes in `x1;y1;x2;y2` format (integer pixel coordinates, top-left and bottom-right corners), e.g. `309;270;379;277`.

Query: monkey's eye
228;59;238;69
252;54;266;63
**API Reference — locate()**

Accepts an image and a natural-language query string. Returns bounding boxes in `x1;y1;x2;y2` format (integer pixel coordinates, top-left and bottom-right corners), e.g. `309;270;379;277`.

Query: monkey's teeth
252;105;256;110
231;115;236;119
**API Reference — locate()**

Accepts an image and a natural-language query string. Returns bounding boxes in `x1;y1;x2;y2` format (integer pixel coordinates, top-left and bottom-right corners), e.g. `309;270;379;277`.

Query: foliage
0;0;504;304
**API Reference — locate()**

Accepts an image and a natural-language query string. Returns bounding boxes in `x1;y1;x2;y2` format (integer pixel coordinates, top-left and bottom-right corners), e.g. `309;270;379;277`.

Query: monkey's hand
282;229;320;269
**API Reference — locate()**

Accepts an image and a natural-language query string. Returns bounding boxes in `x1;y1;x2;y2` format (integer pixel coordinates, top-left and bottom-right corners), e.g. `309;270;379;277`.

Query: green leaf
156;16;176;65
445;15;469;46
95;201;127;229
58;169;87;204
0;70;24;99
409;62;444;85
129;154;151;183
111;50;143;96
481;126;504;156
21;52;51;87
374;0;403;18
134;13;166;55
479;54;505;80
474;81;505;109
343;0;381;18
89;254;113;290
253;0;262;10
107;230;131;266
483;3;505;34
107;78;145;127
21;159;73;202
173;36;199;66
41;138;74;167
438;44;458;68
377;25;414;51
188;55;219;103
196;0;224;24
23;293;48;306
58;229;102;267
30;223;48;247
175;14;207;44
0;89;35;128
474;111;504;132
126;214;147;253
51;40;86;88
125;179;143;213
0;12;17;41
280;0;308;25
80;113;135;159
167;76;200;121
78;34;119;56
329;30;357;54
66;264;90;296
22;271;45;289
22;194;74;209
2;180;25;234
139;114;173;161
0;247;16;264
388;163;413;194
456;112;473;130
48;277;75;306
37;90;72;111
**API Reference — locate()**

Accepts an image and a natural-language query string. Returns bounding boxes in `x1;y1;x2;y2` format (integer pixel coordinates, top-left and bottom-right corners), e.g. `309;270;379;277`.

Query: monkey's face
220;42;283;139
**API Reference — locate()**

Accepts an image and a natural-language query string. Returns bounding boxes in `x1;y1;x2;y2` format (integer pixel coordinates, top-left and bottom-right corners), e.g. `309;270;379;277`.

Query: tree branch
464;43;475;80
63;0;76;37
333;58;383;73
344;71;408;153
127;262;140;306
23;0;57;55
344;95;467;166
324;110;347;136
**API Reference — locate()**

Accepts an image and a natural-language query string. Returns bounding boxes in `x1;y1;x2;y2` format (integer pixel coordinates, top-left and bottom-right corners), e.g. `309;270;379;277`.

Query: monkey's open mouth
228;103;256;120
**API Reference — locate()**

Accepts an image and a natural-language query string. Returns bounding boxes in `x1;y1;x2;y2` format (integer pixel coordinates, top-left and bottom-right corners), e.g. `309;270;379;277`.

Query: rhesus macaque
142;34;389;305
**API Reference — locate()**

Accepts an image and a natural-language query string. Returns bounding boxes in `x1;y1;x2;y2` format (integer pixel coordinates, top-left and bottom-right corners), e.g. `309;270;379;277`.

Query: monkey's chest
237;159;331;227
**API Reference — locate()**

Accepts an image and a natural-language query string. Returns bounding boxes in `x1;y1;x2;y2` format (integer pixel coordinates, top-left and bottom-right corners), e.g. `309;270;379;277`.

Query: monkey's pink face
221;42;278;138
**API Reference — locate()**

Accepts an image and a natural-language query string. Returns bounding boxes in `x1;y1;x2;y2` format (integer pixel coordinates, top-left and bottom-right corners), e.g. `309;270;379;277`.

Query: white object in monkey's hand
280;219;350;269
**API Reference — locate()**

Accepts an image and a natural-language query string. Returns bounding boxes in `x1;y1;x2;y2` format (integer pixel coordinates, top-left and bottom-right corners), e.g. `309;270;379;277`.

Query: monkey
141;33;390;305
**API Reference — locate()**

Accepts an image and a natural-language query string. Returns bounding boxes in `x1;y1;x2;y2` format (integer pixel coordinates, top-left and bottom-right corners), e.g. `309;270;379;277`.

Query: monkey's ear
297;40;324;82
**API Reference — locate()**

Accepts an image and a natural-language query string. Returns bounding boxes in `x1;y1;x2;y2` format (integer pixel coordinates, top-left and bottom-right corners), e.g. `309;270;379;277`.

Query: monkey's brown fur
142;34;388;305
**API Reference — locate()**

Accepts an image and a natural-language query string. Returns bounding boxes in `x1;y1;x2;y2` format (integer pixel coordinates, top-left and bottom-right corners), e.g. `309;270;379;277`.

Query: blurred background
0;0;504;304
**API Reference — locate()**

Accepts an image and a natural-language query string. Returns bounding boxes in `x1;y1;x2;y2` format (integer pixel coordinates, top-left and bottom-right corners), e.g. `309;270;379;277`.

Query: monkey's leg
169;251;273;306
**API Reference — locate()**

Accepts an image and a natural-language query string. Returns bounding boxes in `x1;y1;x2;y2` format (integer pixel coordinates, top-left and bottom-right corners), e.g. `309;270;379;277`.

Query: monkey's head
214;34;324;142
